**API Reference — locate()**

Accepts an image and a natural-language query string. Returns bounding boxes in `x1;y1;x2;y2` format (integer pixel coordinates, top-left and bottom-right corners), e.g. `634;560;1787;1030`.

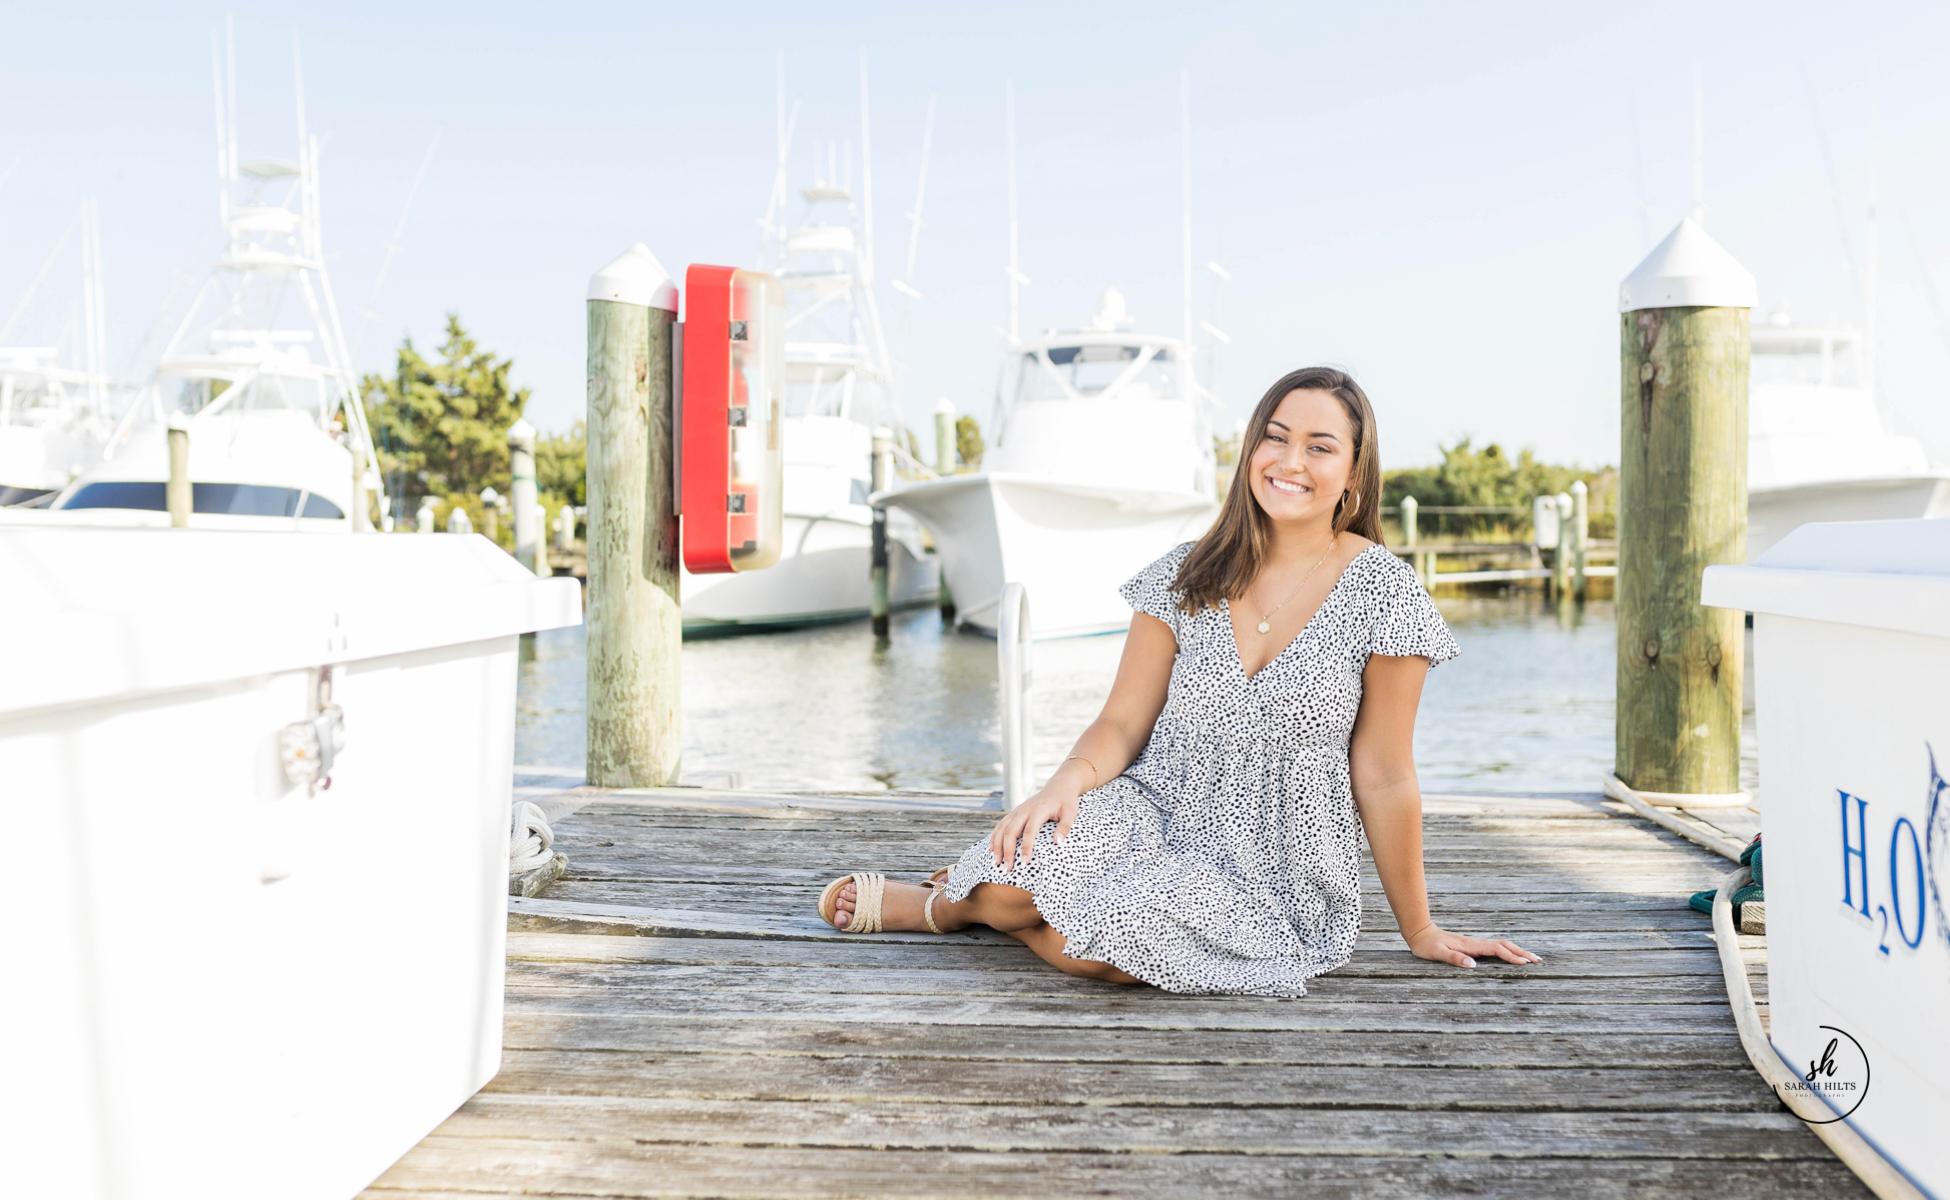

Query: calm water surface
517;596;1760;797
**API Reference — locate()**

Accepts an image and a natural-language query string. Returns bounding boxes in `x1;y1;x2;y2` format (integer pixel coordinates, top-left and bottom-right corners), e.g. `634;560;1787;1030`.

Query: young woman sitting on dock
818;366;1541;994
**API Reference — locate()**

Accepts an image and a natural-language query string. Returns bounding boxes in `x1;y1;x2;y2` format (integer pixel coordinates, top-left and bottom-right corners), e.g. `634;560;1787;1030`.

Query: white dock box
1703;519;1950;1197
0;527;581;1200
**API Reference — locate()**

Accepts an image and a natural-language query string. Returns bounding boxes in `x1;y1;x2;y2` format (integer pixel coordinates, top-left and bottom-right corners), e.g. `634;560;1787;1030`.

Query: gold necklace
1253;538;1338;634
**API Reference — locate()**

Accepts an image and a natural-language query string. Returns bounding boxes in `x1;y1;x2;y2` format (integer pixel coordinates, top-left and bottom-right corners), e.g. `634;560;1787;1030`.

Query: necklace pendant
1257;620;1271;634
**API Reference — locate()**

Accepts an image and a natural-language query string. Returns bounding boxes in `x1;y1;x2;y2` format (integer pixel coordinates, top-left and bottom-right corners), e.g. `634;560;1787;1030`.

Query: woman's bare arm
990;611;1176;867
1351;654;1541;967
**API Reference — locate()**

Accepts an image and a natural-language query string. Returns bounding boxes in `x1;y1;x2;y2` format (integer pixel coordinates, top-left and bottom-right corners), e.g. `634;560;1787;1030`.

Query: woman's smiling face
1246;388;1356;526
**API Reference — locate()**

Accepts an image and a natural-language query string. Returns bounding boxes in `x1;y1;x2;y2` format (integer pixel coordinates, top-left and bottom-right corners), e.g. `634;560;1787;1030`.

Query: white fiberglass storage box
1702;519;1950;1198
0;527;581;1200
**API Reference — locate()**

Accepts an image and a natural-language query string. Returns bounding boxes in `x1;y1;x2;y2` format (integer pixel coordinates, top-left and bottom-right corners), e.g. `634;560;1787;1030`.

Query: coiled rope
509;801;555;873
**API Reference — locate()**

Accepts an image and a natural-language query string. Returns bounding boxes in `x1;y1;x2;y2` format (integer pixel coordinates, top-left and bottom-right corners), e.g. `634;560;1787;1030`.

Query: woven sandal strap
853;871;886;934
923;886;945;935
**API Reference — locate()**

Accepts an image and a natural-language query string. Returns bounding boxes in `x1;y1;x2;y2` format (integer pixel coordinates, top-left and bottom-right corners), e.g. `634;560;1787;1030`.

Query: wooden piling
1615;220;1753;796
1399;496;1424;587
585;246;682;788
933;399;956;620
1551;493;1573;600
870;427;892;639
166;415;190;528
510;419;541;574
1570;481;1589;600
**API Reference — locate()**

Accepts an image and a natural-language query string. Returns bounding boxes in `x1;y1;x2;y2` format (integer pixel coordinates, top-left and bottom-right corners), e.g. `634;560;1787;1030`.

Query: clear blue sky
6;1;1949;468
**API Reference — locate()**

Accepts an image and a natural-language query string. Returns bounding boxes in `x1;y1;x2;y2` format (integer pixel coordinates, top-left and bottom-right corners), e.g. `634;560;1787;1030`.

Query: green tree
1382;438;1614;540
536;421;587;507
955;414;984;471
362;314;531;512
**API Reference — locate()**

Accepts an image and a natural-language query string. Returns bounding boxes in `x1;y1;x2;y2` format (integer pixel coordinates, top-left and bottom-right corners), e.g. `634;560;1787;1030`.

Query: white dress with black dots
941;542;1461;997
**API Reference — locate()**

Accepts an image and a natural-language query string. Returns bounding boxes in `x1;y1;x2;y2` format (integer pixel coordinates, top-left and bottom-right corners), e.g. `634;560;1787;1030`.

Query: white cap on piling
934;396;955;415
1619;219;1757;312
587;243;679;311
507;416;537;447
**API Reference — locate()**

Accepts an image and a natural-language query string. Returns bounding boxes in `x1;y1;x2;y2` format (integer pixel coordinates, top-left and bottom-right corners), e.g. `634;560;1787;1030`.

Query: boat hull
1748;473;1950;560
878;473;1218;638
681;510;938;637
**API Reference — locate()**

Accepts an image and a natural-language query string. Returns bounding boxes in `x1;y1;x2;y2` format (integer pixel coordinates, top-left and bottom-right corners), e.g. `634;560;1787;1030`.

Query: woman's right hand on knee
989;787;1079;870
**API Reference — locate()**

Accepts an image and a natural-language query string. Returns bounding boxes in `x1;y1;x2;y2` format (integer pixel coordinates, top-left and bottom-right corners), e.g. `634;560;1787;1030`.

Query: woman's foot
826;877;968;933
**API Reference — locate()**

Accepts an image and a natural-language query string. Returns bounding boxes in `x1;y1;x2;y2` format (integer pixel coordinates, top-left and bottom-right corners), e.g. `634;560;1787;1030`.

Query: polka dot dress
942;542;1460;997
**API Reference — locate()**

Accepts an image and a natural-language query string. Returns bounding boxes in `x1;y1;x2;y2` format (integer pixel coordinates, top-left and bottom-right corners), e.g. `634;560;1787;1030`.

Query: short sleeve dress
940;542;1460;997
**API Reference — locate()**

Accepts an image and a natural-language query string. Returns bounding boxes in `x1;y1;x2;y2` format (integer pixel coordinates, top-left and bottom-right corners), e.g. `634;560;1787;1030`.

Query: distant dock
362;781;1859;1198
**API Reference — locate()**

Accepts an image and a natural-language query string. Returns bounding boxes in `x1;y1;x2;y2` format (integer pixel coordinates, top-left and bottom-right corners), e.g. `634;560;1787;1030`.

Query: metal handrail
997;582;1034;809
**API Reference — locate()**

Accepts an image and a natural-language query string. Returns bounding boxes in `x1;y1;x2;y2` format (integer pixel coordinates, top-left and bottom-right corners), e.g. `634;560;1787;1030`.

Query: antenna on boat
893;92;936;301
1627;84;1651;251
1797;63;1861;298
1181;70;1193;355
1866;60;1879;401
857;48;899;429
226;15;238;184
209;32;227;221
81;197;105;413
0;210;81;344
1004;79;1027;345
1690;63;1704;226
292;28;309;167
758;52;802;267
1899;209;1950;355
352;128;441;366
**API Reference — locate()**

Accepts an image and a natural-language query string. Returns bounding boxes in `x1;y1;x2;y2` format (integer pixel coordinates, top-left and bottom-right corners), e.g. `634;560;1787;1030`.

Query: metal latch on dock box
279;667;345;792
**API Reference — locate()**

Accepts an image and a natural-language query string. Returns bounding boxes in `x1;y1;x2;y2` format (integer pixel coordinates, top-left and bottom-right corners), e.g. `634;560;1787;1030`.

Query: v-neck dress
940;541;1460;997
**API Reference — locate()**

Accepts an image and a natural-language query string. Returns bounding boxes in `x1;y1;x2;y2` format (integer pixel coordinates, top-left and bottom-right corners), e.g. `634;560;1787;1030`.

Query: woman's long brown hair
1172;366;1385;614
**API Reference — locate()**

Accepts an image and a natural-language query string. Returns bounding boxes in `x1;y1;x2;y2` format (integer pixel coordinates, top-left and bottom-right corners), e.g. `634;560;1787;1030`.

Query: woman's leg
828;880;1140;984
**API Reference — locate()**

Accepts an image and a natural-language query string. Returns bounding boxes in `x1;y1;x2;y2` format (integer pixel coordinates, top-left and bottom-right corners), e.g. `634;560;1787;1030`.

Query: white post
998;582;1035;809
446;505;473;535
416;497;436;534
509;417;539;574
555;504;576;554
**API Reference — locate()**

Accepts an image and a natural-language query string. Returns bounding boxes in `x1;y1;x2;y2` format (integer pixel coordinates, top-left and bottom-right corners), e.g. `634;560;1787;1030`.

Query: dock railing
997;582;1034;809
1388;496;1614;592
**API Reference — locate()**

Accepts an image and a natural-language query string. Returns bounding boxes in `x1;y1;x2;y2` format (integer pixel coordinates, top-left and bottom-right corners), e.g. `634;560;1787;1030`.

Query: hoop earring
1340;489;1360;519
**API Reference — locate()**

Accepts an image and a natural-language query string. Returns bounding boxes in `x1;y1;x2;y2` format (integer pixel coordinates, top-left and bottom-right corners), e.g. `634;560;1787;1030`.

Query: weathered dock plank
364;795;1860;1199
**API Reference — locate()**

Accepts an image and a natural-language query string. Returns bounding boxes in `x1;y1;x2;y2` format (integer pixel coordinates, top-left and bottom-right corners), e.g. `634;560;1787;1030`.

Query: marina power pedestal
680;264;784;574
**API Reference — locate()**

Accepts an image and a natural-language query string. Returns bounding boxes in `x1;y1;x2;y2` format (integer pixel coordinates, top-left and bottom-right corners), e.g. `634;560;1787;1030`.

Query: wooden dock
365;784;1864;1199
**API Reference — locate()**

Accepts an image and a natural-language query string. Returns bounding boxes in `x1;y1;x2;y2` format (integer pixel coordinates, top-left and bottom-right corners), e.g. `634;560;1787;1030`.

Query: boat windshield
1017;344;1177;403
167;372;336;422
60;480;343;518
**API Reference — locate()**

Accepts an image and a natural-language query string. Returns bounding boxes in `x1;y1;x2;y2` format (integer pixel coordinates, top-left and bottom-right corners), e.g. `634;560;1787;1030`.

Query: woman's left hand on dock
1405;924;1542;968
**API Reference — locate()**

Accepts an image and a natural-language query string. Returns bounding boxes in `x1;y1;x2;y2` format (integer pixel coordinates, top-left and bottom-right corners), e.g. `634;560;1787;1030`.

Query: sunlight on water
517;596;1761;797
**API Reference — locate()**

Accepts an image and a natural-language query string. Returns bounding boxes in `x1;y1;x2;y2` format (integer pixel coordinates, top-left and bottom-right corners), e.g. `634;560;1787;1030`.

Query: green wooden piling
870;428;892;639
585;247;682;788
1615;220;1754;794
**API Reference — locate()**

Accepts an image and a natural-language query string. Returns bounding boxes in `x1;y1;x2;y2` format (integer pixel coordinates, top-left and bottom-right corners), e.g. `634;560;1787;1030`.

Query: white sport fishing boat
2;33;383;533
878;287;1219;637
1747;316;1950;558
681;59;936;636
0;201;130;507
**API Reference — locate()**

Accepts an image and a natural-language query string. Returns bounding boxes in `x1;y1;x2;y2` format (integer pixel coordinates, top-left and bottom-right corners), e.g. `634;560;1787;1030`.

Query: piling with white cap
585;244;682;788
1615;218;1754;797
508;417;540;574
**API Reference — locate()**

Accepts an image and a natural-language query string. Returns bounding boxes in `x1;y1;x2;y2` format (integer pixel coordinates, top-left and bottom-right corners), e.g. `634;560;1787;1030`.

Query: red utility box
681;264;784;574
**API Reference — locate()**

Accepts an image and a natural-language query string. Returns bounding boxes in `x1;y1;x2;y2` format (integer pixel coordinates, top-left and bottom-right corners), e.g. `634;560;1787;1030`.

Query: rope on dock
1710;866;1925;1200
510;801;555;873
1602;773;1747;861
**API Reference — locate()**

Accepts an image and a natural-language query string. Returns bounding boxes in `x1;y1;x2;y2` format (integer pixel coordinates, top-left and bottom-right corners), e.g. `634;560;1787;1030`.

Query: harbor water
517;595;1761;798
